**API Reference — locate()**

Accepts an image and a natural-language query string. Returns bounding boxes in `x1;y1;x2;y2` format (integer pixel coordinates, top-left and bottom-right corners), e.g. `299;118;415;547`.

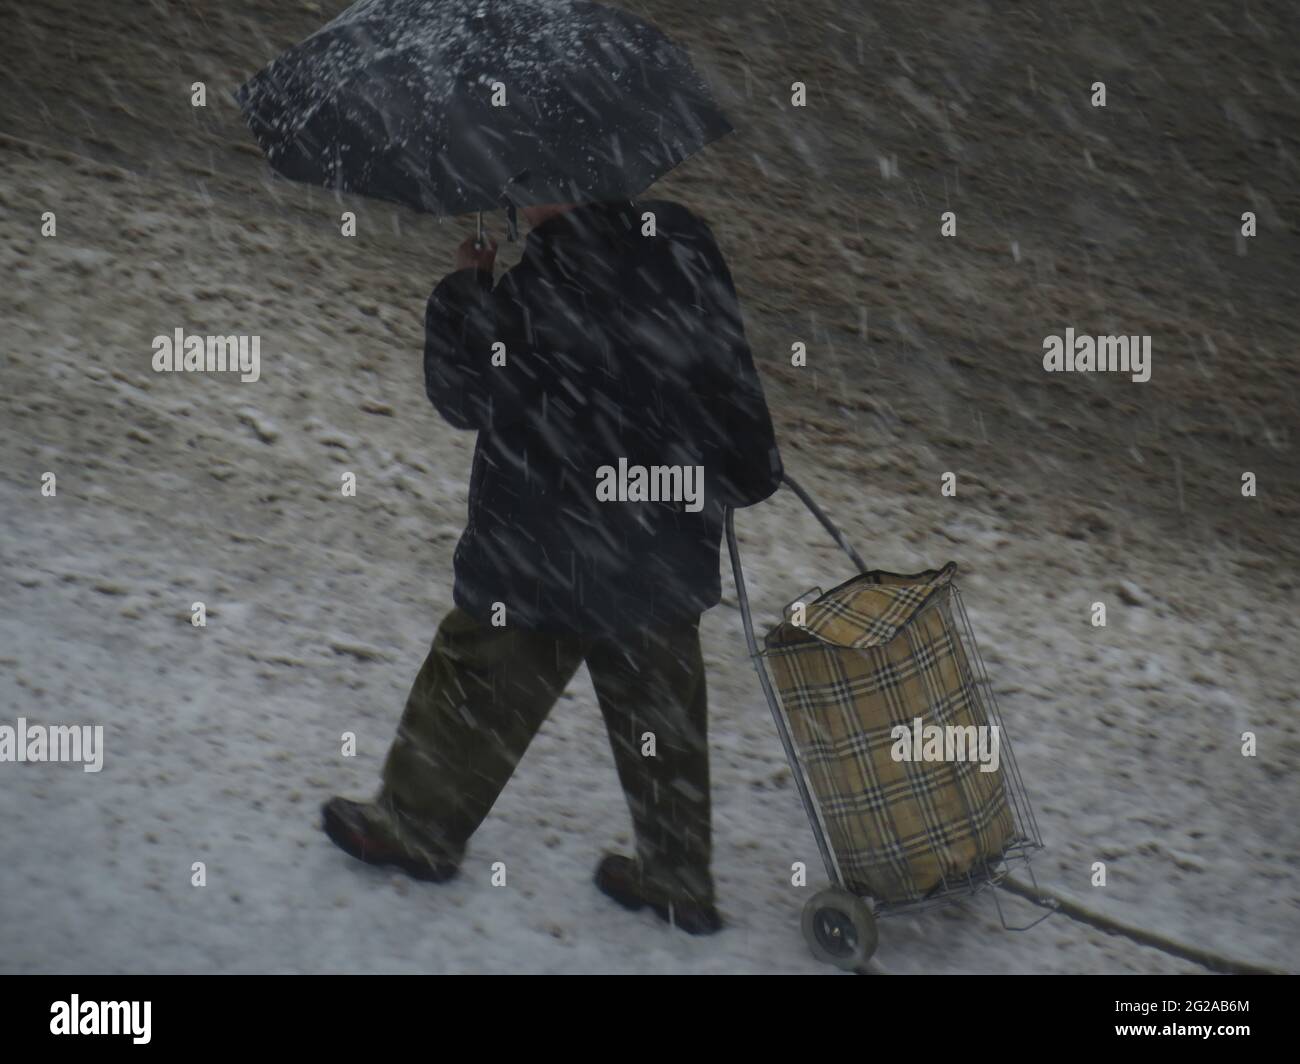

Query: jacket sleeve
423;266;534;430
687;223;784;509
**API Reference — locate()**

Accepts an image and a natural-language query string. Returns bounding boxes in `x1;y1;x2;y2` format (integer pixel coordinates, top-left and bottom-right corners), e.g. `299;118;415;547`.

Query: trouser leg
379;607;583;864
586;616;713;904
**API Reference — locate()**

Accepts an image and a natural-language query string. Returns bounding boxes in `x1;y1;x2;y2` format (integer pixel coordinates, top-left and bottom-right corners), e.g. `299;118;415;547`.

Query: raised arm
423;265;532;431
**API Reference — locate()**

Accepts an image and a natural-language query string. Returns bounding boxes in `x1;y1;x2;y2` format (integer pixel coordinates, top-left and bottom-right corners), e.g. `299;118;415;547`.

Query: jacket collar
525;199;637;249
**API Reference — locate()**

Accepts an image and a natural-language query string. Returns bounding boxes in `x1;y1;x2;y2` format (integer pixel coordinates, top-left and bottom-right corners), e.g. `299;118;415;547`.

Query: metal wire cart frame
725;474;1049;971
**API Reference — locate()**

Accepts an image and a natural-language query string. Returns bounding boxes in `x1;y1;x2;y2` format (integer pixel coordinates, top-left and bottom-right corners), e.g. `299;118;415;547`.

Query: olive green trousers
378;607;713;903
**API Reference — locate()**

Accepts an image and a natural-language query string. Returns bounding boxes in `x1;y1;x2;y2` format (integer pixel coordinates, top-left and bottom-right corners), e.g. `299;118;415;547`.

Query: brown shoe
322;797;459;883
595;853;723;935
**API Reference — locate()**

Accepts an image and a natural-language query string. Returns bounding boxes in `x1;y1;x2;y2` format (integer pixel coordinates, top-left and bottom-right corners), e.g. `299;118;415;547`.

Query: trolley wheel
801;887;878;970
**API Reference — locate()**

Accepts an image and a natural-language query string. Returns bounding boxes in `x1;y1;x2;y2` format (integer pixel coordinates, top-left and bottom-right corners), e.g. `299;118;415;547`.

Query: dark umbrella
233;0;734;242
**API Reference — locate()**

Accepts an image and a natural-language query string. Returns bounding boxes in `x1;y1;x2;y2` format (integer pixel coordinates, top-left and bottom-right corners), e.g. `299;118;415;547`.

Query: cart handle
777;474;870;574
724;472;867;662
723;473;867;889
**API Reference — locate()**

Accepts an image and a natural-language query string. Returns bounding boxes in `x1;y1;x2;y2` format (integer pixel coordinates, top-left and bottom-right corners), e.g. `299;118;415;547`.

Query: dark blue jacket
425;198;782;635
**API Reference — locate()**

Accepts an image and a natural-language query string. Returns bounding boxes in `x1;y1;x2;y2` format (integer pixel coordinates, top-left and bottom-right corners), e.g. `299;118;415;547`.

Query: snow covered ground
1;0;1297;973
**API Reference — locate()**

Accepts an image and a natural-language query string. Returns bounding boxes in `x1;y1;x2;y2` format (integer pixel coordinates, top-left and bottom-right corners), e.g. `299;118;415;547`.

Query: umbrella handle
499;169;528;244
473;207;516;249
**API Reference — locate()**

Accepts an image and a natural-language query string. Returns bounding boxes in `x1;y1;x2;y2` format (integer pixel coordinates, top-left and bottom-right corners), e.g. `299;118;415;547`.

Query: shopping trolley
725;474;1048;971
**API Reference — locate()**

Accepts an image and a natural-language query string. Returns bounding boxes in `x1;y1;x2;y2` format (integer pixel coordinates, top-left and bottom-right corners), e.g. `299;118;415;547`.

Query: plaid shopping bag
763;562;1017;903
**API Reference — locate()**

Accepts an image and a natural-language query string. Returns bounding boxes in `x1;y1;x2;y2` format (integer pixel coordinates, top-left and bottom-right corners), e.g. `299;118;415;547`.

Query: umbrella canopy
233;0;734;220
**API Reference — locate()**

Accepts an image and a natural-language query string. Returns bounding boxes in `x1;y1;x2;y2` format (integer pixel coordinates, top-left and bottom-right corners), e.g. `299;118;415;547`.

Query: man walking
323;198;782;934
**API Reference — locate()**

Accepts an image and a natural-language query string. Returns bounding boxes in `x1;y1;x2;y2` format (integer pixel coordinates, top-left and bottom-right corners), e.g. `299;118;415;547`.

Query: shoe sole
322;805;457;884
595;865;722;936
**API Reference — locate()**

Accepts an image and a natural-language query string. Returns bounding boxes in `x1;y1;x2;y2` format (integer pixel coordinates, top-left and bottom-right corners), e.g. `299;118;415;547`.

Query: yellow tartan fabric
764;563;1016;903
